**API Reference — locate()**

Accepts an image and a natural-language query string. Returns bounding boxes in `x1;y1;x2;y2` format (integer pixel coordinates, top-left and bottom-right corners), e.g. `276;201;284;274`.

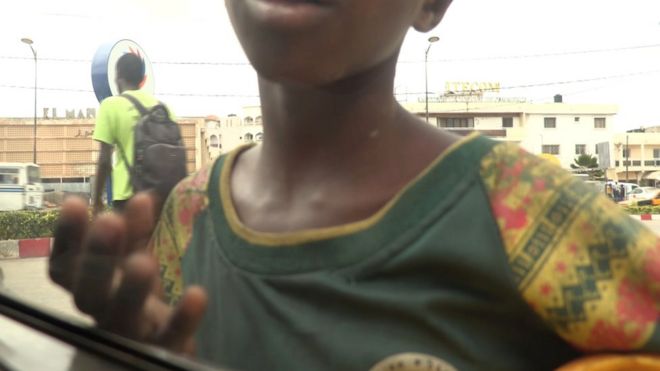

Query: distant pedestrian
92;53;176;216
620;184;626;201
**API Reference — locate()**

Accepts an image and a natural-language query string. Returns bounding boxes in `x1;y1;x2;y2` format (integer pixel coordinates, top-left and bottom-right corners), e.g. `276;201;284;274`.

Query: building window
575;144;586;155
438;117;475;129
502;117;513;128
244;116;254;124
209;135;219;148
574;117;580;122
595;145;599;155
244;133;254;142
623;148;630;158
594;117;606;129
255;132;263;142
645;160;655;166
653;149;660;159
544;117;557;129
542;145;560;155
633;160;641;166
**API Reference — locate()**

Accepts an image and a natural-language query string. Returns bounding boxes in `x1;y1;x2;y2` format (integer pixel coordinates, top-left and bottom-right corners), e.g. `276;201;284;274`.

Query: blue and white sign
91;39;155;103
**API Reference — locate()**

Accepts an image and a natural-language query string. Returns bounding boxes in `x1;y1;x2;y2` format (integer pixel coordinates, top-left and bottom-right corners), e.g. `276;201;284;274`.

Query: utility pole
626;134;629;182
425;36;439;124
21;38;37;164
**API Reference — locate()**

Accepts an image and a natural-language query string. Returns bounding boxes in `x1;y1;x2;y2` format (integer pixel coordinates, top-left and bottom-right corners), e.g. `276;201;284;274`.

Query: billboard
596;142;611;169
91;39;155;103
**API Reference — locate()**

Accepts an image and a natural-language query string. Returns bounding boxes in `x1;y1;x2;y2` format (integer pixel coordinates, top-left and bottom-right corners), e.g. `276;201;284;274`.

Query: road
0;257;91;323
1;221;660;324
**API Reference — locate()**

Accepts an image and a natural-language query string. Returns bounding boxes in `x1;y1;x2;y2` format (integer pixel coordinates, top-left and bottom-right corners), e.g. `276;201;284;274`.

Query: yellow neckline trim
220;132;481;247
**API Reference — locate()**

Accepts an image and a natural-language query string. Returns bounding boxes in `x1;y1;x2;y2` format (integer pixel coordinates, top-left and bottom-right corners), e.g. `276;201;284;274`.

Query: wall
0;118;202;181
609;132;660;182
521;114;615;168
403;102;619;169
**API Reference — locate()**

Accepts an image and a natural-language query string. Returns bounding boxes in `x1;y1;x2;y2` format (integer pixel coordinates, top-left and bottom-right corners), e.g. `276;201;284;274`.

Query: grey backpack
116;94;188;201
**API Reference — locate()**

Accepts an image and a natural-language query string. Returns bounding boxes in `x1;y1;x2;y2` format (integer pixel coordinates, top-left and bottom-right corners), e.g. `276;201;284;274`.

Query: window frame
0;292;213;371
438;117;475;129
544;117;557;129
542;144;560;155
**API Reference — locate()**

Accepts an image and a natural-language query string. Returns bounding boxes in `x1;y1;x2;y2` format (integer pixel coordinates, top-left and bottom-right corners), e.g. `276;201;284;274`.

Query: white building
201;98;619;171
203;106;264;160
404;97;618;169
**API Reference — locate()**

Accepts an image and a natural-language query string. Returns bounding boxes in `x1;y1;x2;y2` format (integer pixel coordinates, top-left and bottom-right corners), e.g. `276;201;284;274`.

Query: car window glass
1;1;660;370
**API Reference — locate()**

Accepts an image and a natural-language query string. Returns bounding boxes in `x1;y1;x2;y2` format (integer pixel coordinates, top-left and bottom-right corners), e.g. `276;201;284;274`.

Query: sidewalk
630;214;660;221
0;238;52;260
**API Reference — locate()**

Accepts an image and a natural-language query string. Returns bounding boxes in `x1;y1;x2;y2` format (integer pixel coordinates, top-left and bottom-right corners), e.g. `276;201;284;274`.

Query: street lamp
21;38;37;165
425;36;440;124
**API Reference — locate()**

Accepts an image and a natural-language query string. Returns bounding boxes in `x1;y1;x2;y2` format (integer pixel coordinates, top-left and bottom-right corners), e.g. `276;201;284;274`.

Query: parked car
619;187;660;206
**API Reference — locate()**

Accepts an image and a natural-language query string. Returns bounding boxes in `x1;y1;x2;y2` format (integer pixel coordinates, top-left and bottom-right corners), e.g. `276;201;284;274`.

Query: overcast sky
0;0;659;132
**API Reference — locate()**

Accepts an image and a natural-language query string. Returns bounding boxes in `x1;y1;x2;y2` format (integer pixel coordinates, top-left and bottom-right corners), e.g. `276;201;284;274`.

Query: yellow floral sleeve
481;142;660;351
150;164;212;305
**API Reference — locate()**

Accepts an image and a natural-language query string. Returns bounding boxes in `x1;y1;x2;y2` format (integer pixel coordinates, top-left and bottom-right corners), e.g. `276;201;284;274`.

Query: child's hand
49;194;207;355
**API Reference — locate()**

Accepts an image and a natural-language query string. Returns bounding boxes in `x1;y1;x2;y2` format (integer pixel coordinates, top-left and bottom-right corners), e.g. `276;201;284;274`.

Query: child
50;0;660;370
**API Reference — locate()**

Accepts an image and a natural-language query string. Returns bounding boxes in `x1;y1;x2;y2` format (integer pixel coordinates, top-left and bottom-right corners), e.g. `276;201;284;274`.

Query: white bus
0;163;44;211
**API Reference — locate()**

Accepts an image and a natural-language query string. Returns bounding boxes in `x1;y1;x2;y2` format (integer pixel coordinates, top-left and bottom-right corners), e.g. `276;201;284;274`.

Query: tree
571;154;599;169
571;154;603;179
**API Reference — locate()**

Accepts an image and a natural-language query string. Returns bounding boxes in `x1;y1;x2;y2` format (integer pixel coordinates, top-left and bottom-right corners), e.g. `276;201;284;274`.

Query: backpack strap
116;93;149;190
115;140;135;189
121;93;150;117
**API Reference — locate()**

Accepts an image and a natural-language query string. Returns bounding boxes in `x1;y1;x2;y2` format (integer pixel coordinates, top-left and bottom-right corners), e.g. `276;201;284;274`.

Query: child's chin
252;59;347;88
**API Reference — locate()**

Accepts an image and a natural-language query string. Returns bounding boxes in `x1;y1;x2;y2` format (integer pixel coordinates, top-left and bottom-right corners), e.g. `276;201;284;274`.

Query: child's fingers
72;213;127;317
124;192;159;255
49;197;89;291
99;253;158;338
158;286;208;354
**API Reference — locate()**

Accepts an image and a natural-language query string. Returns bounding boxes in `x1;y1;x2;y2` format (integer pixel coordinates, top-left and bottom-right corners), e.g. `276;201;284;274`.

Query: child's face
226;0;446;86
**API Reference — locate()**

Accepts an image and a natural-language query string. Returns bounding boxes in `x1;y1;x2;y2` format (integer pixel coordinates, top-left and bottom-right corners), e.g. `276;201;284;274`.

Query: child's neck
227;54;458;233
257;54;400;174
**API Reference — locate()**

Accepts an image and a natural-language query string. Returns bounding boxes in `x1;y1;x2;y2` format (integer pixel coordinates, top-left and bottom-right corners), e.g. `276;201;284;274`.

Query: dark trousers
113;199;129;213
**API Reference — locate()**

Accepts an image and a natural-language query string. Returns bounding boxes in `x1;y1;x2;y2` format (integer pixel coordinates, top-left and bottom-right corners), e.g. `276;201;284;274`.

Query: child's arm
481;142;660;352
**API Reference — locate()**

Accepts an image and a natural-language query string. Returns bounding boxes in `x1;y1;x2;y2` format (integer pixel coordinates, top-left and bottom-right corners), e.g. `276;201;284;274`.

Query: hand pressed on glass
49;194;207;354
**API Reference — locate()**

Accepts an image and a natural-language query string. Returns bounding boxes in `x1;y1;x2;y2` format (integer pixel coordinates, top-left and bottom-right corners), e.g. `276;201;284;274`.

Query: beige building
0;117;205;188
607;131;660;183
201;106;264;161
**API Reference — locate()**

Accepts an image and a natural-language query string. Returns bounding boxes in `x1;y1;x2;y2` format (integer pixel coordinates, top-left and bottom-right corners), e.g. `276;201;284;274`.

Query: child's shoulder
163;158;217;223
477;139;591;248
